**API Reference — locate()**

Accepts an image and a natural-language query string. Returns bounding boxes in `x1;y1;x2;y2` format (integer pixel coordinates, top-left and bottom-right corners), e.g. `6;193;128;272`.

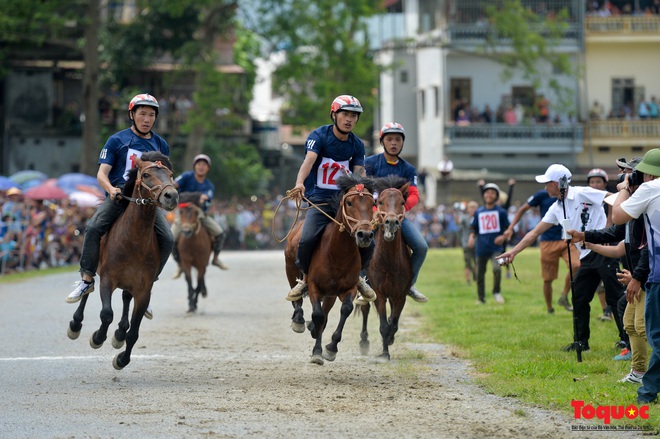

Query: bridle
178;202;204;235
339;184;377;236
118;161;175;208
373;187;405;225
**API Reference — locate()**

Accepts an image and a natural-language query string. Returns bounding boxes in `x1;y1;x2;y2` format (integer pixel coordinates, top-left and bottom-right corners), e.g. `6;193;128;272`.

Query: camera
618;169;643;187
497;257;508;266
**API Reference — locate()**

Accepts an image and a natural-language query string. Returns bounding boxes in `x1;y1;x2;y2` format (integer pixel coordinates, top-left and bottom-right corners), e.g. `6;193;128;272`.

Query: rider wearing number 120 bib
284;95;377;302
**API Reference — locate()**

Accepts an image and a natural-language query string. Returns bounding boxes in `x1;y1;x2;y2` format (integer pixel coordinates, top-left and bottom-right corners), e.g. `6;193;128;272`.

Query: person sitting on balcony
456;109;470;126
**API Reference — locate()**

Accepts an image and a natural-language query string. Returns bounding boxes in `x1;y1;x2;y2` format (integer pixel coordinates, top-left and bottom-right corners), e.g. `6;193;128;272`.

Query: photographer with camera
467;183;512;304
612;148;660;404
497;164;622;353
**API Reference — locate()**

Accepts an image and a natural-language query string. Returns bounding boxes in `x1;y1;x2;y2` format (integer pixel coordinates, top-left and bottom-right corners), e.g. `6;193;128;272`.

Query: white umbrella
69;191;103;208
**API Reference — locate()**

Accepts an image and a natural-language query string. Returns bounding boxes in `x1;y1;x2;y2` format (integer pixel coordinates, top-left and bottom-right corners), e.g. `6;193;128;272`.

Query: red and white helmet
128;93;159;114
330;95;363;114
587;168;608;183
379;122;405;141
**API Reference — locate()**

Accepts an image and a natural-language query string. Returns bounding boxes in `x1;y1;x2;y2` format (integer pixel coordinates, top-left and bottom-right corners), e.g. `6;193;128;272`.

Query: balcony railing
447;123;582;144
447;23;582;43
586;120;660;139
586;16;660;34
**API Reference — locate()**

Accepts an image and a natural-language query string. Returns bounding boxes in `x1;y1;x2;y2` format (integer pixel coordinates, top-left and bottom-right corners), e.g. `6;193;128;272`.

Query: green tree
245;0;382;138
483;0;577;116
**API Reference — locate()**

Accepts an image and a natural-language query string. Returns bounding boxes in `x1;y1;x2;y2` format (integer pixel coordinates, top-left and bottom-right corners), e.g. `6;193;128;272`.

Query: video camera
617;169;644;187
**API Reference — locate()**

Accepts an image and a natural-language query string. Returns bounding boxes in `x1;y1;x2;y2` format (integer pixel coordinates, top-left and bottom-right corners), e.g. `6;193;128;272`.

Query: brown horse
67;151;179;370
176;192;213;313
358;175;411;361
285;174;376;365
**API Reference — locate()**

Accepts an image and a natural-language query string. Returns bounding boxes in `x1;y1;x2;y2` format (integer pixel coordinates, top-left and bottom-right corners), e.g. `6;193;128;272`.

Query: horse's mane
178;192;204;208
328;174;375;211
374;175;410;201
122;151;173;198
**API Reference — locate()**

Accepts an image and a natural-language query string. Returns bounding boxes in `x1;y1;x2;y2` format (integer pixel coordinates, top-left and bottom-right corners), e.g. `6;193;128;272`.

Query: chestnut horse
176;192;213;313
358;175;411;361
285;175;376;365
67;151;179;370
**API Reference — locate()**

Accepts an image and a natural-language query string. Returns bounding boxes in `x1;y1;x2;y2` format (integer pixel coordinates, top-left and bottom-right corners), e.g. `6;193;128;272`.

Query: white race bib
478;211;501;234
123;148;144;181
316;157;351;190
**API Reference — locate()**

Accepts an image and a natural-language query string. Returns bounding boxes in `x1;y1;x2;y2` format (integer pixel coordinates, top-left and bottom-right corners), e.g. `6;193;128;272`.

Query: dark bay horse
176;192;213;313
358;175;412;361
285;175;376;365
67;152;179;370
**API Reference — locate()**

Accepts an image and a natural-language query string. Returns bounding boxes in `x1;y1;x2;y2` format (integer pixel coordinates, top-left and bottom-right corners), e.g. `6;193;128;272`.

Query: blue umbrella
0;176;15;190
20;178;48;190
56;173;102;194
10;170;48;185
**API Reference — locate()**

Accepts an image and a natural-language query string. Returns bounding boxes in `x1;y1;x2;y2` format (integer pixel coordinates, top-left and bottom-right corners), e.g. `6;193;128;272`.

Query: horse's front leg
308;294;329;365
185;269;197;313
113;290;149;370
90;280;114;349
67;293;91;340
112;290;132;349
377;302;392;362
323;293;353;362
197;267;207;298
359;303;371;356
290;299;305;334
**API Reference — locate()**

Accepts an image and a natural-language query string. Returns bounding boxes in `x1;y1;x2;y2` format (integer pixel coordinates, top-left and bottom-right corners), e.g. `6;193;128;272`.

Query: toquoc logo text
571;400;650;425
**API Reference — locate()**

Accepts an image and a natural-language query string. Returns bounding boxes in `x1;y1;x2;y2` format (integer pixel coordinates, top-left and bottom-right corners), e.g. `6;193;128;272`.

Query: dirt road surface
0;250;640;438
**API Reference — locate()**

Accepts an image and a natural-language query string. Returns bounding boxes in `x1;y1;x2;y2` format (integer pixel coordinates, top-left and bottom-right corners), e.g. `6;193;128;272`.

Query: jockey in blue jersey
359;122;429;304
171;153;228;278
65;93;174;319
285;95;377;302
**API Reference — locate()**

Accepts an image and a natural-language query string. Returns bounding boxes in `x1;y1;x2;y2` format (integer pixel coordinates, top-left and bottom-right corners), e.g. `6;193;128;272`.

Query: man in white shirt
612;148;660;404
498;164;623;352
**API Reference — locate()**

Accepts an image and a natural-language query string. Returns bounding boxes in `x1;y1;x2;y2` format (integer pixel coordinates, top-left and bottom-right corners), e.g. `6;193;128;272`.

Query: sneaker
172;267;182;279
619;370;644;384
599;309;613;321
357;276;376;302
475;298;486;305
558;295;573;311
144;305;153;320
493;293;505;304
285;278;307;301
408;286;429;303
615;340;628;349
65;279;95;304
613;348;632;361
212;258;229;270
562;341;590;352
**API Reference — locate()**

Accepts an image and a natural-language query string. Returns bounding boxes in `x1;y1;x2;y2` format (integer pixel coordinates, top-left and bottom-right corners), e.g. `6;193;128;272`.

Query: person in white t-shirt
612;148;660;404
498;164;623;353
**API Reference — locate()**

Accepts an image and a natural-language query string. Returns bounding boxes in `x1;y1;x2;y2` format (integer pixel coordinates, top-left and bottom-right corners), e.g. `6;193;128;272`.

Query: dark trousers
80;196;174;279
476;254;501;301
296;204;373;275
571;252;624;343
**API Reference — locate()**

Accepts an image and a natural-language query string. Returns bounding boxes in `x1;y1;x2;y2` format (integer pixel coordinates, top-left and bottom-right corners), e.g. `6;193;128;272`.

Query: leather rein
117;162;175;208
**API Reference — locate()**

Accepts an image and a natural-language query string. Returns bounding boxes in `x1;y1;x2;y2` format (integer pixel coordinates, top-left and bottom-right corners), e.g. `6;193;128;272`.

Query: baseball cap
193;154;211;166
535;164;572;184
616;157;642;170
634;149;660;177
6;187;22;196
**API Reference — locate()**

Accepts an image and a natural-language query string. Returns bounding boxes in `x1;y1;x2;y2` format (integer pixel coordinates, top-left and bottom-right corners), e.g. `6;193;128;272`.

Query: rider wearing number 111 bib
284;95;377;302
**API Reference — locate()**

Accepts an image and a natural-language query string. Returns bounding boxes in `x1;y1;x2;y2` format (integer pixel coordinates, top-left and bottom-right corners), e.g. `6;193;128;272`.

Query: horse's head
130;152;179;211
178;192;204;238
374;175;410;241
336;175;376;248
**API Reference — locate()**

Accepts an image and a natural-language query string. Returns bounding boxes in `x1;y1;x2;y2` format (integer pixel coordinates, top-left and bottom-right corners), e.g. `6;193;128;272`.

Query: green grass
417;247;658;431
0;265;77;284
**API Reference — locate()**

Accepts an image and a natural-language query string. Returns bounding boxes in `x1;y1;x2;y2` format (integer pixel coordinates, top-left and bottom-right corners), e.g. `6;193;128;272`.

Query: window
400;70;408;84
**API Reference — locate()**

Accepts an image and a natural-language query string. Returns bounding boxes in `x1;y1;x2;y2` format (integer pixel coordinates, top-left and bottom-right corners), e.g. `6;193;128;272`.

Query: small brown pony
176;192;213;313
285;174;376;365
67;151;179;370
358;175;411;361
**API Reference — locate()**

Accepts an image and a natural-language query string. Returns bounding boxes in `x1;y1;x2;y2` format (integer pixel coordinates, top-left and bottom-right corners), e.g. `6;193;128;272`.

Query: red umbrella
24;180;69;200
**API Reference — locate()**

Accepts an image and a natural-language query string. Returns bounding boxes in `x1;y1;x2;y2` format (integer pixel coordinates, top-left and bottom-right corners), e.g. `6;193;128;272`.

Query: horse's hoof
291;321;305;333
187;307;196;313
89;333;103;349
376;353;390;363
113;353;125;370
322;349;337;362
310;354;324;365
67;326;81;340
359;340;370;356
111;336;125;349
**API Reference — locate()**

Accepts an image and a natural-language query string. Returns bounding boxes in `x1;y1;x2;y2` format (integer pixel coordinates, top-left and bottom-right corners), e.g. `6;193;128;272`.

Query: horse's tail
352;302;365;318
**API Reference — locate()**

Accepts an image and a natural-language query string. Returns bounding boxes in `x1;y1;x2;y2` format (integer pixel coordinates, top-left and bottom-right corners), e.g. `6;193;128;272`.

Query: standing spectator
504;105;517;125
648;96;659;119
535;94;550;123
498;164;623;352
459;201;479;285
467;183;511;304
639;98;650;119
505;188;577;313
437;155;454;180
612;148;660;404
481;104;493;123
590;100;604;120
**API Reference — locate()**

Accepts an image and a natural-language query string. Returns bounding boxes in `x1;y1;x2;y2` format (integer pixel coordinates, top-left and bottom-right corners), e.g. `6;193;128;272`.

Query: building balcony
446;23;582;48
445;123;583;173
586;119;660;147
585;16;660;42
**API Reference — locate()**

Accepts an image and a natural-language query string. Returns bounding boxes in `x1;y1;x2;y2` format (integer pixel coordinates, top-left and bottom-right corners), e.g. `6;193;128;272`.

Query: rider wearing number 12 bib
284;95;377;302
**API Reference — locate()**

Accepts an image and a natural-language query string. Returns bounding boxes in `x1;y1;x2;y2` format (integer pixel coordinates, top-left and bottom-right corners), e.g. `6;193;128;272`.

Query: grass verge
417;247;658;432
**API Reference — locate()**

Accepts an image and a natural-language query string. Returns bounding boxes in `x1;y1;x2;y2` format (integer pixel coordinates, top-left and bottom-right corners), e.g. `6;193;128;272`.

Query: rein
118;162;175;208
